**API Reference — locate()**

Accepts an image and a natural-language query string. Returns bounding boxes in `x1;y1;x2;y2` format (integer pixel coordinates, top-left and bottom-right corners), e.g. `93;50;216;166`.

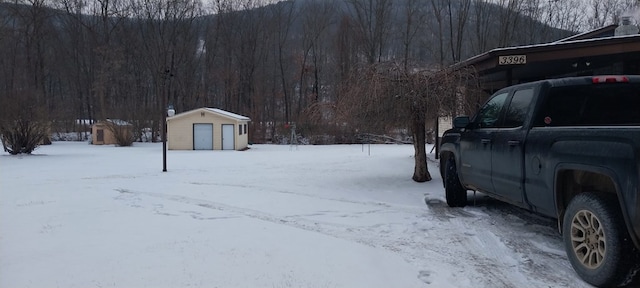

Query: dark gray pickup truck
439;75;640;287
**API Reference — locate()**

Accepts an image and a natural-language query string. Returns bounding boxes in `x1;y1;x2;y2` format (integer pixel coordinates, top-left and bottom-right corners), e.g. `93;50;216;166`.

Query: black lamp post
161;57;175;172
163;104;175;172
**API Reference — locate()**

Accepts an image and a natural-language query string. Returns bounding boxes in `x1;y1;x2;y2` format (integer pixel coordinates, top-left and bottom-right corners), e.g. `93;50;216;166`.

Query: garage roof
167;107;251;121
204;108;251;121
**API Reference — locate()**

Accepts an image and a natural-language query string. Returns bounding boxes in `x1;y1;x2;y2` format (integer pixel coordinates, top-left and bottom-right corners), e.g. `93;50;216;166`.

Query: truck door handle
481;139;491;144
508;140;521;146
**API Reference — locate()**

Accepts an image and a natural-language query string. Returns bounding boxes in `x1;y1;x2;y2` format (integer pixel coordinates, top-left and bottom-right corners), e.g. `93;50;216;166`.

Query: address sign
498;55;527;65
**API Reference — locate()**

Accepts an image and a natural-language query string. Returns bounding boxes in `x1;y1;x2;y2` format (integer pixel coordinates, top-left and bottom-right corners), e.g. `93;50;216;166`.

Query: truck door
459;92;509;193
490;88;534;205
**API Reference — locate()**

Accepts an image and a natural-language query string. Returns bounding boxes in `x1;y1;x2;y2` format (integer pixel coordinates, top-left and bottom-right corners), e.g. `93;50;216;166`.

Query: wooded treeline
0;0;637;144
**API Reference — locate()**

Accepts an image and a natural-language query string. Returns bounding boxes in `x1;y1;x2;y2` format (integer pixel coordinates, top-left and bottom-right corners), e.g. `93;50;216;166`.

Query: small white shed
166;107;251;151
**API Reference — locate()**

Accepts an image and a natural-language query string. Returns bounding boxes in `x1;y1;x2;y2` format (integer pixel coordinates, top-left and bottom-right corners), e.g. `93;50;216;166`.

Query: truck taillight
592;76;629;83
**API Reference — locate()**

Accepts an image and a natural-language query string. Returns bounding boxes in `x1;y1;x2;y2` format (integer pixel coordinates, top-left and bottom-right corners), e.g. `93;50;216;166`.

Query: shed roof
94;119;132;126
167;107;251;121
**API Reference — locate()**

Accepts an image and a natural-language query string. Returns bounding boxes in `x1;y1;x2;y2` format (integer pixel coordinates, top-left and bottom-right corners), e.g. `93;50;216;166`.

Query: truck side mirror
453;116;470;128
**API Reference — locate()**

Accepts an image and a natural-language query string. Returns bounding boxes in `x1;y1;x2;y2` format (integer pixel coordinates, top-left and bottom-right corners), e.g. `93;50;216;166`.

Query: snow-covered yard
0;142;611;287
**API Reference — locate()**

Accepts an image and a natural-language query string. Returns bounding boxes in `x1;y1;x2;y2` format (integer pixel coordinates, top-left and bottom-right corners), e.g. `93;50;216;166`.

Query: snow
1;142;596;288
204;108;251;120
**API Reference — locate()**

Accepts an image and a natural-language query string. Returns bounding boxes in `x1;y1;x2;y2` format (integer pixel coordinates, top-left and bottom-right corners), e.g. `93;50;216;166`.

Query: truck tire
562;192;636;287
445;156;467;207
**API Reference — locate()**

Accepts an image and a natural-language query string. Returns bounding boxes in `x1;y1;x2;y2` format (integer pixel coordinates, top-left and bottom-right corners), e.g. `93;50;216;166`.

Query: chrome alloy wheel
570;209;607;269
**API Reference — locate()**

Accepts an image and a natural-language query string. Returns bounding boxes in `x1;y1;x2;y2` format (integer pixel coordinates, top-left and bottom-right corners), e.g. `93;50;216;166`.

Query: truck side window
535;88;581;126
502;88;534;128
536;84;640;127
474;92;508;128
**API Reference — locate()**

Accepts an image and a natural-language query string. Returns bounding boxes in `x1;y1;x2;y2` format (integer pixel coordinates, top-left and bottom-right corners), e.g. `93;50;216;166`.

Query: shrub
0;119;49;154
105;120;135;146
0;90;50;155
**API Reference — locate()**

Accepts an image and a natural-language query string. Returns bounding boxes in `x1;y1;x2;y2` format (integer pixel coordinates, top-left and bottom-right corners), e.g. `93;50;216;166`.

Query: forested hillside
0;0;636;143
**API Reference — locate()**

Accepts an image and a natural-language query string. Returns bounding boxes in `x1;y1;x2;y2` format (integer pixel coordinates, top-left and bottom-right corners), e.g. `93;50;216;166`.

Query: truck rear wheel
563;192;636;287
444;156;467;207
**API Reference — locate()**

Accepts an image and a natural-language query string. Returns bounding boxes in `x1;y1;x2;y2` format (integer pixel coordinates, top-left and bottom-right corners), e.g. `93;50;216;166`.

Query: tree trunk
411;113;432;182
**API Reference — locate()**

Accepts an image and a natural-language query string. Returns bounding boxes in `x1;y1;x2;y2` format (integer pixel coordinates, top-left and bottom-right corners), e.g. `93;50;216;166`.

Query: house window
97;129;104;142
244;124;247;134
239;124;242;135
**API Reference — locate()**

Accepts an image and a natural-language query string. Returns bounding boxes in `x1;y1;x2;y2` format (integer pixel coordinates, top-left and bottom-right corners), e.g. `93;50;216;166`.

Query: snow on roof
165;107;251;121
204;108;251;121
75;119;93;125
104;119;132;126
491;33;640;52
552;24;618;43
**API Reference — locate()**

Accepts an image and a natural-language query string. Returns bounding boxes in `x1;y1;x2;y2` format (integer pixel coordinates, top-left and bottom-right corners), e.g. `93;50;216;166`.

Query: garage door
193;124;213;150
222;124;234;150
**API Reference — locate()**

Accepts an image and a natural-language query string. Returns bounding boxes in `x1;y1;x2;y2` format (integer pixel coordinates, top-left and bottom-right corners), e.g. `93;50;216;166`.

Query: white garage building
166;107;251;151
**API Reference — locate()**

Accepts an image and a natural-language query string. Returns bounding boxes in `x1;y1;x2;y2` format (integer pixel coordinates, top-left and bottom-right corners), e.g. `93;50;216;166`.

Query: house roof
167;107;251;121
552;24;618;43
450;30;640;91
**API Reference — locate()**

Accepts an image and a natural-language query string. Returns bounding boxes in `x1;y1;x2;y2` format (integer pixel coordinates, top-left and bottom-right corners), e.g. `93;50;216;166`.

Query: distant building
91;119;133;145
166;108;251;151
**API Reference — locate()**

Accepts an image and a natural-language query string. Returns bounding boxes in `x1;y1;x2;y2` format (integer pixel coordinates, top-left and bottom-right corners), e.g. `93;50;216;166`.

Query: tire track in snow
380;199;529;288
188;181;426;213
420;196;590;288
114;188;462;285
114;188;591;287
417;199;511;287
114;188;384;248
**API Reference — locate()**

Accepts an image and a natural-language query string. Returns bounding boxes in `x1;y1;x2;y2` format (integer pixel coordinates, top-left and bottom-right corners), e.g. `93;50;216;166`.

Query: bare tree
429;0;447;66
586;0;637;30
447;0;471;63
469;1;493;55
2;0;53;101
0;0;56;148
89;0;129;121
213;0;267;116
53;0;93;131
495;0;524;47
519;0;549;44
295;0;336;123
335;62;479;182
335;15;359;81
398;0;427;71
269;0;297;124
133;0;201;141
347;0;394;64
544;0;586;33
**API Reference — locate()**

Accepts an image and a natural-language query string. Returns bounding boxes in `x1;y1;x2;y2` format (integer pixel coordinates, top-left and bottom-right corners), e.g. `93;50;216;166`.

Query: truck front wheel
563;192;636;287
444;156;467;207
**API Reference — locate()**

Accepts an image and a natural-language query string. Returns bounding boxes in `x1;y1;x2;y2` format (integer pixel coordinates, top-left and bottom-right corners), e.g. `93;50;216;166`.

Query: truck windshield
534;83;640;127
